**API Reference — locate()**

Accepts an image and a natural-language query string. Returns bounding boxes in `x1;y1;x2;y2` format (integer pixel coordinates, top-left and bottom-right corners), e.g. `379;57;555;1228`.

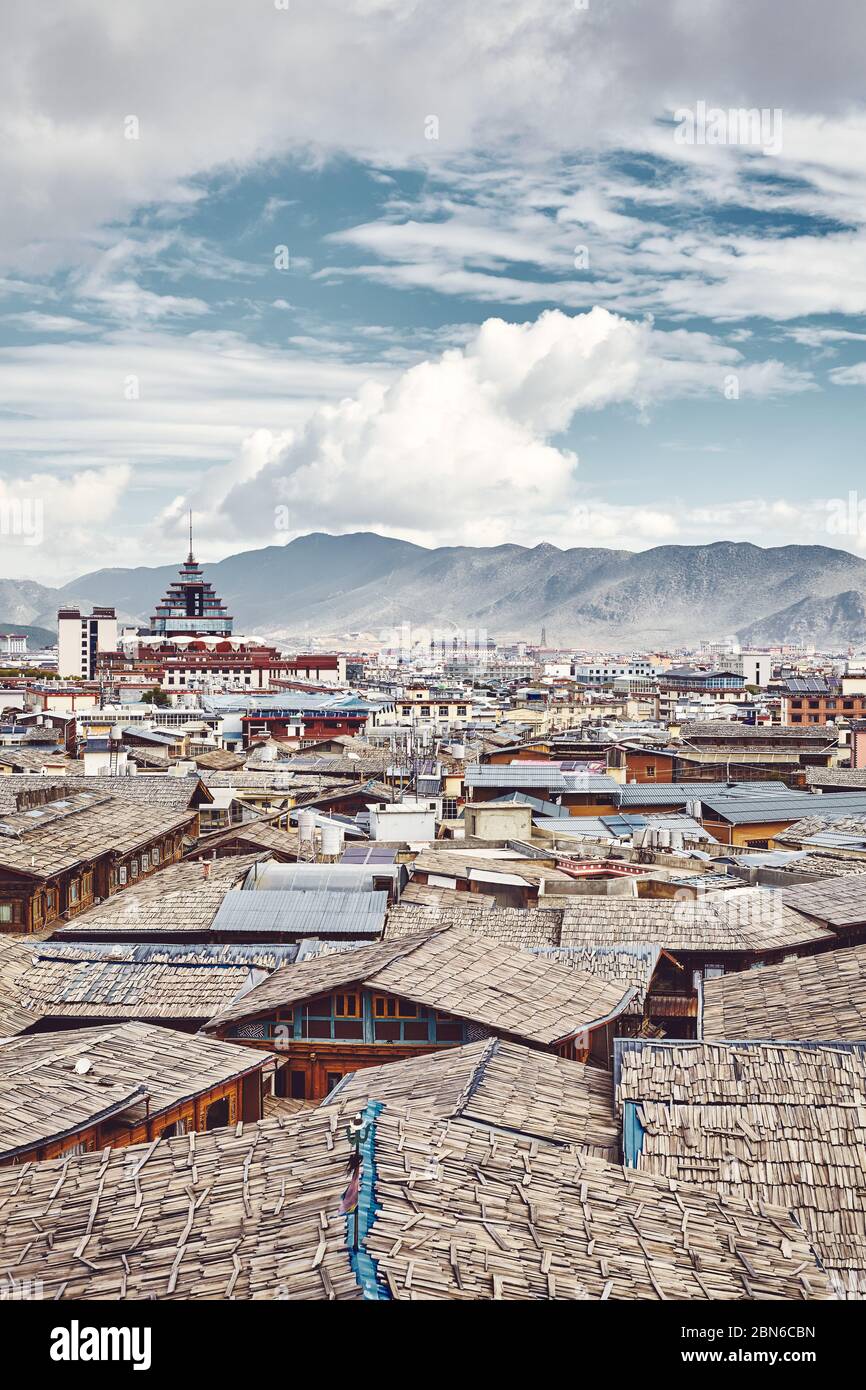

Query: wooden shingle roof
0;1098;831;1301
0;794;195;879
0;1021;268;1161
13;954;259;1022
702;944;866;1042
0;1109;360;1300
0;935;42;1036
363;1107;831;1301
323;1038;618;1157
204;925;633;1045
617;1040;866;1298
385;902;563;949
778;877;866;927
50;855;262;938
558;888;833;953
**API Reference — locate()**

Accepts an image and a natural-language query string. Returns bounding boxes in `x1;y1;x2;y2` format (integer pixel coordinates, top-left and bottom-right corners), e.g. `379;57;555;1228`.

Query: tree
141;687;170;708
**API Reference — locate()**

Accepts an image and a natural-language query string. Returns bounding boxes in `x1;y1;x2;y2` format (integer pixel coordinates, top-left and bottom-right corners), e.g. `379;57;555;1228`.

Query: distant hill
7;531;866;646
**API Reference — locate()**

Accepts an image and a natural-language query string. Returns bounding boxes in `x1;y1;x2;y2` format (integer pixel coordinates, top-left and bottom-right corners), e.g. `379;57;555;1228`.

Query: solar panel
341;845;397;864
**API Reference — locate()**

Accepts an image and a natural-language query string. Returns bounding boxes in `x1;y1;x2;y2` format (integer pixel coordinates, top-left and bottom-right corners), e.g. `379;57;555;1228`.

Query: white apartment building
57;606;117;679
731;651;774;687
574;660;658;684
395;696;473;728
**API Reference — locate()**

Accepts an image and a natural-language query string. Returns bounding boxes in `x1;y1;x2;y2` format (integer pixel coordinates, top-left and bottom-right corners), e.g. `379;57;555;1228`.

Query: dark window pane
402;1021;428;1041
374;1021;401;1041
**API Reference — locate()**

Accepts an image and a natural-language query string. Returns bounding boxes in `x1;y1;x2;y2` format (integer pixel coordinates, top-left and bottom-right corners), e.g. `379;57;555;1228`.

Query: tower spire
187;509;194;564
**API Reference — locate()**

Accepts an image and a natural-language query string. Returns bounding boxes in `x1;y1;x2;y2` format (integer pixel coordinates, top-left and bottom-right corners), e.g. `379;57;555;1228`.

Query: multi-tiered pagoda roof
149;523;233;637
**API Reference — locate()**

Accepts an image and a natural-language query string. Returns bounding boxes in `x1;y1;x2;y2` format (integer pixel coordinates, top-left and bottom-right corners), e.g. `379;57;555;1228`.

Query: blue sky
1;1;865;581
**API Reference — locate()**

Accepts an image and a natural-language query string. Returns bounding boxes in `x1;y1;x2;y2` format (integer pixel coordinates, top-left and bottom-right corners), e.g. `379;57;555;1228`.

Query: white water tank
320;821;344;858
298;811;316;849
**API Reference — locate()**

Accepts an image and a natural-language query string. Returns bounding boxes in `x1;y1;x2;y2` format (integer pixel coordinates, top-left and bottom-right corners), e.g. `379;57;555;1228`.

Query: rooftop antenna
187;509;195;564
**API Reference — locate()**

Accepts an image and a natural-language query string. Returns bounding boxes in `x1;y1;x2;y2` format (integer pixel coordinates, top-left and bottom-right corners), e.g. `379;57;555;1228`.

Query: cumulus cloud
207;307;810;547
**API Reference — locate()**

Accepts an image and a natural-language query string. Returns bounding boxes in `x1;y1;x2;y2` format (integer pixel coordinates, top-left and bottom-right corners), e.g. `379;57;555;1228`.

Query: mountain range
6;532;866;648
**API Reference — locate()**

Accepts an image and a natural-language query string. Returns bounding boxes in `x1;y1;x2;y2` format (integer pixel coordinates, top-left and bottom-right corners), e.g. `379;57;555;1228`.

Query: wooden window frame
373;994;419;1020
333;992;360;1018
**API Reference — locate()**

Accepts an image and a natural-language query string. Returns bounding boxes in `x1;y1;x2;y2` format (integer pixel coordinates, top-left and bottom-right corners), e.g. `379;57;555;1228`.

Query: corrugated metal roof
488;793;570;817
244;862;398;892
534;817;610;837
464;765;618;792
210;889;388;938
617;781;789;806
698;790;820;823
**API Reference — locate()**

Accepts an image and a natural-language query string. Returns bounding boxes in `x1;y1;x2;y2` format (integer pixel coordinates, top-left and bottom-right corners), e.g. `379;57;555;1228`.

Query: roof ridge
451;1037;500;1120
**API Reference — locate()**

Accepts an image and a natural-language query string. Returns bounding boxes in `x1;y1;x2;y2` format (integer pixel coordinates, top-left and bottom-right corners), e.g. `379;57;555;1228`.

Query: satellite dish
74;1057;92;1075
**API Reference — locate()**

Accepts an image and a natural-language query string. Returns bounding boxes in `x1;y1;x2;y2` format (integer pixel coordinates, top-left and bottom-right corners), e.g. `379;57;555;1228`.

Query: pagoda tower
149;513;234;637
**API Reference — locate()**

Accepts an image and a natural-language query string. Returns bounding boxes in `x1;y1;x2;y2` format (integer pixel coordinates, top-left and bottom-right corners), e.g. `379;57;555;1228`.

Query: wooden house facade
204;925;635;1100
0;1022;271;1166
0;790;196;934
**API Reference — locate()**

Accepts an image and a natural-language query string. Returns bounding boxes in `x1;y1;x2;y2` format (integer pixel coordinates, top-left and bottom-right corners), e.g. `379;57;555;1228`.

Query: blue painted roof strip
346;1100;390;1300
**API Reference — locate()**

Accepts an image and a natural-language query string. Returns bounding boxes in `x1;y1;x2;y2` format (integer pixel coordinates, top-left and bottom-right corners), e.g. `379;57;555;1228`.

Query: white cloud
208;307;811;547
829;362;866;385
0;465;129;580
1;311;98;334
2;1;865;273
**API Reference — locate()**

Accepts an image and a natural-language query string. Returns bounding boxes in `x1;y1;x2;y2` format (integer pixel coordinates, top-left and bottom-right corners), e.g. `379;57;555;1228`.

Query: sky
1;0;866;584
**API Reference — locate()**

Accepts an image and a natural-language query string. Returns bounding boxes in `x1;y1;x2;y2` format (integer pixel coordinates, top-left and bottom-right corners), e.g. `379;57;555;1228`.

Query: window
152;846;160;865
704;964;725;979
439;706;448;716
334;992;359;1018
130;860;139;878
118;865;128;886
205;1098;230;1131
290;1070;306;1099
0;904;12;922
141;852;150;871
645;764;656;777
69;880;79;904
373;995;418;1019
457;706;467;716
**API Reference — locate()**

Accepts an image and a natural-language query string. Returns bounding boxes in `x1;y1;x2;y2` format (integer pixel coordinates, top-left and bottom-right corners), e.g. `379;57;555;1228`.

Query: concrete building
368;799;438;842
462;801;533;841
57;606;117;679
732;651;774;687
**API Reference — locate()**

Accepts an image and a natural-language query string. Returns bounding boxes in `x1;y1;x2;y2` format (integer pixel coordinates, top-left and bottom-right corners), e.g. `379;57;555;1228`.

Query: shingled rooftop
702;945;866;1043
203;925;635;1047
617;1040;866;1299
0;1097;832;1301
